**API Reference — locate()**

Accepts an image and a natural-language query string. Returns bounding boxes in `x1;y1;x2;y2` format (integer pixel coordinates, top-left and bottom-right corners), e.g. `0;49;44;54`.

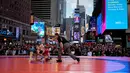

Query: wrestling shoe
56;59;62;63
76;58;80;62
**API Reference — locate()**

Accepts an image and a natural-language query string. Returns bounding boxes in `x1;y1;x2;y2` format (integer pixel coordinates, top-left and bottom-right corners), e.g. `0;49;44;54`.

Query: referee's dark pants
58;42;78;60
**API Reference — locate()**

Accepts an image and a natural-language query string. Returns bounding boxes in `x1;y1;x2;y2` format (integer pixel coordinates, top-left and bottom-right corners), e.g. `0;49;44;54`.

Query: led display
73;32;80;41
31;22;45;37
89;17;96;30
97;13;102;34
106;0;128;29
74;13;80;23
85;31;96;42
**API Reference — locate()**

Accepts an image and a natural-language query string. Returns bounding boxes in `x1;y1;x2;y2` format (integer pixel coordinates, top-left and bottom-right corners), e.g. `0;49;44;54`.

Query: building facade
0;0;31;45
31;0;64;26
65;18;73;41
78;5;85;26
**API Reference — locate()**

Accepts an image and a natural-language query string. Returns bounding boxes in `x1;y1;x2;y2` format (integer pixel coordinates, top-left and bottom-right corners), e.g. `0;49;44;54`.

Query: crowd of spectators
74;43;128;56
0;45;29;55
0;43;129;56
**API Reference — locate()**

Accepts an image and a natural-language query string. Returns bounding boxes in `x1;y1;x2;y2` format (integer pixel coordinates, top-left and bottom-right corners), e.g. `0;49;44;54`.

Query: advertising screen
81;26;85;36
46;27;52;36
106;0;128;29
16;27;20;40
85;23;89;32
55;27;60;34
89;17;96;30
30;15;34;25
85;31;96;42
31;22;45;37
97;13;102;34
74;13;80;23
74;24;80;31
105;35;113;42
46;27;60;36
73;32;80;41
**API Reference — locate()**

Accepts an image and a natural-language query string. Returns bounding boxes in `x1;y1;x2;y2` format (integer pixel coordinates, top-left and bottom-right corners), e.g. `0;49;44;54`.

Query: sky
66;0;94;18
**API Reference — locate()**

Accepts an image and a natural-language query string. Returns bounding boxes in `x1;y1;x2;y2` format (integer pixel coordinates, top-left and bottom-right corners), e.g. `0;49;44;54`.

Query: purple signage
16;27;20;39
74;14;80;23
73;32;80;41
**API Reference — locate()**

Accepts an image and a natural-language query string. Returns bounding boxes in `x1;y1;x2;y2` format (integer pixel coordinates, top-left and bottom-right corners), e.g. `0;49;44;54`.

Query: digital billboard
74;24;80;31
55;27;60;34
85;31;96;42
74;13;80;23
16;27;20;40
105;35;113;43
31;22;45;37
85;23;89;32
73;32;80;41
97;13;102;34
89;17;96;30
46;27;60;36
30;15;34;25
106;0;128;29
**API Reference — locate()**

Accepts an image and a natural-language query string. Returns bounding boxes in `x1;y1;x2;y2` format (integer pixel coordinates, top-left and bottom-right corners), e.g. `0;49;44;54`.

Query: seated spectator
87;49;92;56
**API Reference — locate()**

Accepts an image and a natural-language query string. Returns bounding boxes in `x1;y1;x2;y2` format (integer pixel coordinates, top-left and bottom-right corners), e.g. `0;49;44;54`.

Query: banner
106;0;128;29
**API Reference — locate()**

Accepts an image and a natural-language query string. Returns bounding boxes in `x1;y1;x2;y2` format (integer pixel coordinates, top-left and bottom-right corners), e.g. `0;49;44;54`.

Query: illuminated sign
74;24;80;31
16;27;20;39
0;30;7;35
46;27;60;36
55;27;60;34
85;23;89;32
74;14;80;23
30;15;34;25
105;35;113;42
73;32;80;41
97;13;102;34
81;26;85;36
106;0;128;29
86;31;96;42
89;17;96;30
31;22;45;37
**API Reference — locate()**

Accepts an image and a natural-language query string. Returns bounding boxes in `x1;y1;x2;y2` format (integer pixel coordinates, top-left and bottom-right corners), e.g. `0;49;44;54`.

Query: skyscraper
31;0;63;26
31;0;51;20
59;0;66;34
78;5;85;26
93;0;97;9
77;0;79;8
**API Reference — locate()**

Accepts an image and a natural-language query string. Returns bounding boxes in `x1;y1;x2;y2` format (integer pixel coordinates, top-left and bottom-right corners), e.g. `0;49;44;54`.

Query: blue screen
106;0;128;29
97;13;102;34
31;22;45;37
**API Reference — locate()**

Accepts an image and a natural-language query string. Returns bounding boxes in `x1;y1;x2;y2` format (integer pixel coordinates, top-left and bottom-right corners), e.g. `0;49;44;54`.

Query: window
23;30;25;35
9;26;13;32
26;30;28;35
0;24;2;30
14;27;16;32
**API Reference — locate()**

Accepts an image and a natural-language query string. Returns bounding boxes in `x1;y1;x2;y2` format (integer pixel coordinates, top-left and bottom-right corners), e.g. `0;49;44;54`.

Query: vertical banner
16;27;20;40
